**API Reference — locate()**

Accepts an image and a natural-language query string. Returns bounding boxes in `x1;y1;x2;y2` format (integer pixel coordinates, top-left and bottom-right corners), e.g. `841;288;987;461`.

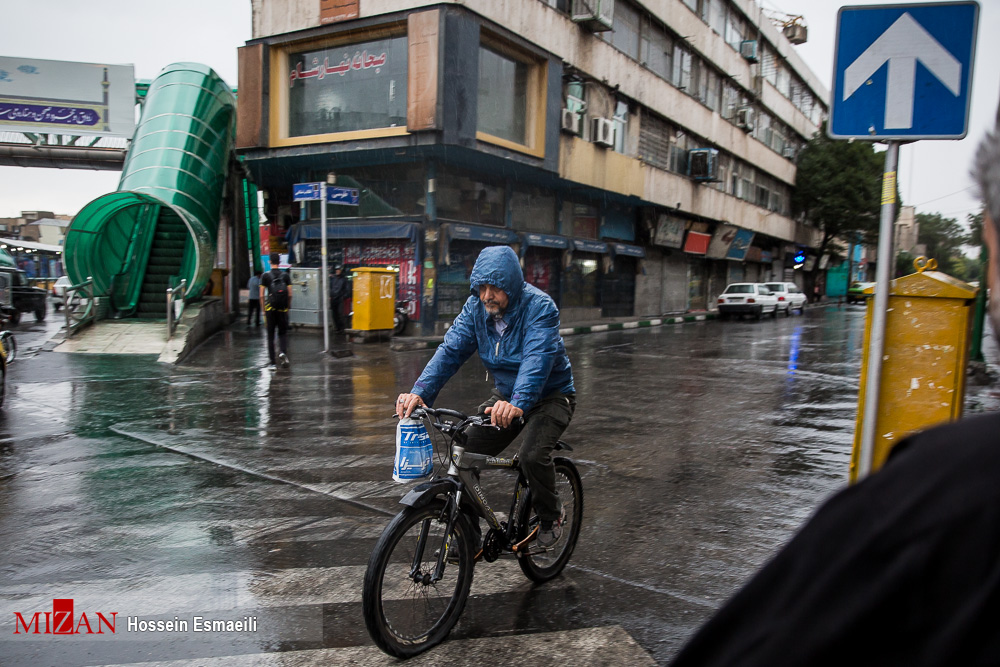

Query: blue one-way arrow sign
830;2;979;140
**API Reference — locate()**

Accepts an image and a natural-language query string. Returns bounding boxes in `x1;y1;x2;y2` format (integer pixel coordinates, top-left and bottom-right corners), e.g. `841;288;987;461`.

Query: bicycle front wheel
517;457;584;583
362;499;476;658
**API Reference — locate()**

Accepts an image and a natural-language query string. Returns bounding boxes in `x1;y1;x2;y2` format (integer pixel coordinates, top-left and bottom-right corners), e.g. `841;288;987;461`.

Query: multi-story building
237;0;828;334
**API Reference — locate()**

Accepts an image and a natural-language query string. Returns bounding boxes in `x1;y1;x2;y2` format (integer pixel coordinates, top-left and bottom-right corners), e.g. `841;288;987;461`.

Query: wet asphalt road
0;304;996;665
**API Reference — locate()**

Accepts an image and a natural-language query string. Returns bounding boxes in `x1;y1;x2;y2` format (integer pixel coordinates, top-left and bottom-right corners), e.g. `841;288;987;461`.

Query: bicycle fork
409;489;463;585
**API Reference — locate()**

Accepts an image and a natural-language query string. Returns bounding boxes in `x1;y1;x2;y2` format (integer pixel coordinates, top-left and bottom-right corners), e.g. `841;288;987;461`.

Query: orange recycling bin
849;258;978;482
351;267;396;331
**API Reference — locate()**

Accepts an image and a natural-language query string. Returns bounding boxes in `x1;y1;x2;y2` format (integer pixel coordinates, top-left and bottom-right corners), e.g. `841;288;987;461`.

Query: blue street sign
326;186;360;206
293;182;322;201
830;2;979;140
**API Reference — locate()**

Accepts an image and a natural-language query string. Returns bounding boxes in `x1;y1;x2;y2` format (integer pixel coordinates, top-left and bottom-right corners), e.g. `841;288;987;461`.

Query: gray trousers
464;389;575;523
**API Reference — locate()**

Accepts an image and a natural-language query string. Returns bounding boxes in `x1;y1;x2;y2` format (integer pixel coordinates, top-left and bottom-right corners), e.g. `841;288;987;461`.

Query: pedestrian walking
669;111;1000;667
247;270;262;326
329;265;348;333
260;253;291;368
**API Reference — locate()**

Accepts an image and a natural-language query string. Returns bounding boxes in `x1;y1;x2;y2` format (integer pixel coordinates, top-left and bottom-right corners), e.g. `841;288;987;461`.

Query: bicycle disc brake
481;528;503;562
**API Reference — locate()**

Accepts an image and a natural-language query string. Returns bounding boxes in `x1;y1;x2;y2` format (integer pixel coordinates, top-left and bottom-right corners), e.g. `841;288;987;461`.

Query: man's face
479;284;509;317
984;215;1000;341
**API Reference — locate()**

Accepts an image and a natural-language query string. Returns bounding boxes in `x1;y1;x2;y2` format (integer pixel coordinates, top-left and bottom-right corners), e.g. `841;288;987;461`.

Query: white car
717;283;779;320
764;281;808;316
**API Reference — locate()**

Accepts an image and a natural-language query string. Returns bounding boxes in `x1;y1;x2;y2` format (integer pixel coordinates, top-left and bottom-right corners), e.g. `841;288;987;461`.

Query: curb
389;312;718;351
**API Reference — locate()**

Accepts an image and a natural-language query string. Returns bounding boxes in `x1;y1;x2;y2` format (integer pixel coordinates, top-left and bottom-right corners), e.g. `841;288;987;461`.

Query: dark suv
0;268;47;325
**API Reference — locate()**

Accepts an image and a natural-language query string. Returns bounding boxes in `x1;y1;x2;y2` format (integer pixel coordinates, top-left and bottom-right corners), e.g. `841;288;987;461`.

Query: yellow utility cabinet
351;267;396;331
850;258;978;482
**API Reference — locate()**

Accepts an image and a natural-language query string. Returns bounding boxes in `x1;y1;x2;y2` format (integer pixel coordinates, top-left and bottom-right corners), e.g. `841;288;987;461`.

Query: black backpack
266;270;290;310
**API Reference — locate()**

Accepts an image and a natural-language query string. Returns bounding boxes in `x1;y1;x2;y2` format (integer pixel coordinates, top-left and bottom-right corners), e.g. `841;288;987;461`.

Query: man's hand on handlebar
484;400;523;429
396;393;426;419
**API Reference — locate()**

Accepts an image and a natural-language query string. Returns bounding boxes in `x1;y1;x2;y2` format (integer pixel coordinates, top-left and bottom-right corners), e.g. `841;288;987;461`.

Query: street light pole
320;180;330;354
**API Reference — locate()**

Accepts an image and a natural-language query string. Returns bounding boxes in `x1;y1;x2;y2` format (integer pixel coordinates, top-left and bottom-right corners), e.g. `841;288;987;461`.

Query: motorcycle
393;300;410;336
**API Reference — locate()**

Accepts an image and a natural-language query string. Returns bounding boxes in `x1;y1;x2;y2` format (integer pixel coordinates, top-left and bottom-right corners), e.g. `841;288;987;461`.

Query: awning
522;233;569;250
611;242;645;258
0;238;64;254
286;220;421;246
572;239;608;254
444;223;519;245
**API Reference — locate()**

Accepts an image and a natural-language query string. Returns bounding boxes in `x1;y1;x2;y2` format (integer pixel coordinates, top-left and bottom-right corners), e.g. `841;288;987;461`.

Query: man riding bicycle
396;245;575;549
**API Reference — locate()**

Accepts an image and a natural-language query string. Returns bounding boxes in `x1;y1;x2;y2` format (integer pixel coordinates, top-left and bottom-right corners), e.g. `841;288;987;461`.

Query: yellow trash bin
351;267;396;331
850;258;978;482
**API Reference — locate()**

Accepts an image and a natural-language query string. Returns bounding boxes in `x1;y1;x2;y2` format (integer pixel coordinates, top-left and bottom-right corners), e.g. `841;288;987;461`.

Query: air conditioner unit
740;39;759;63
782;146;796;159
687;148;720;182
591;117;615;147
561;108;582;135
783;23;808;45
735;106;754;132
571;0;615;32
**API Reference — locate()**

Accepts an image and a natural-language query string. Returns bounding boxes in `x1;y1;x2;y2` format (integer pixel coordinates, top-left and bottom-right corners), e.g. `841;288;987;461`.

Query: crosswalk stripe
98;625;656;666
0;560;565;623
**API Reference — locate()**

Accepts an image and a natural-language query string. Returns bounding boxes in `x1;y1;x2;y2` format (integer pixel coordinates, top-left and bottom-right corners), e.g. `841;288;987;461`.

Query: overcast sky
1;0;997;228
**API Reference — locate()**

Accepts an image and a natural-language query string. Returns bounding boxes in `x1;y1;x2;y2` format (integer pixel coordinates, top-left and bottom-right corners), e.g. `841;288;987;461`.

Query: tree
914;212;969;262
791;128;887;270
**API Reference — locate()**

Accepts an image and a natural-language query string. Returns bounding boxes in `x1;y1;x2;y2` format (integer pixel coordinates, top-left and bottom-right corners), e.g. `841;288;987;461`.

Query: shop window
565;202;600;239
436;166;506;226
283;33;408;140
563;256;600;308
477;35;546;155
512;188;557;233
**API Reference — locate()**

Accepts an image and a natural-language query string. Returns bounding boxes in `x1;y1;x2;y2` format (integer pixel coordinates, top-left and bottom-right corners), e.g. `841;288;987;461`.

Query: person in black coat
329;265;348;333
669;109;1000;667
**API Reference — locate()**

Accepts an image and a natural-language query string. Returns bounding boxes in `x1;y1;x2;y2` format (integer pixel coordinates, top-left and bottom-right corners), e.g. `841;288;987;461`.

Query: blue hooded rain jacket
411;246;574;411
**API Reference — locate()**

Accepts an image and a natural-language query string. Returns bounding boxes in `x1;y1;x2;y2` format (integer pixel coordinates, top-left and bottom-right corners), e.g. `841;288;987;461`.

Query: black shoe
536;506;566;548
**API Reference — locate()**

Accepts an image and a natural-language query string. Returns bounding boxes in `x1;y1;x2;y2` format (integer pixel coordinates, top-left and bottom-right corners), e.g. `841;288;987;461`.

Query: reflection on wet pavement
1;306;993;664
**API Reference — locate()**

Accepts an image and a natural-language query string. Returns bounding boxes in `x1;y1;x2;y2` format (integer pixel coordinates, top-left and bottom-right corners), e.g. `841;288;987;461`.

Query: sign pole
857;140;899;479
320;182;330;354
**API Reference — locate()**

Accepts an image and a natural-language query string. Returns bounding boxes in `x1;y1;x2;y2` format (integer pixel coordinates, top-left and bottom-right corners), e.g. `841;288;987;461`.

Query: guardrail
64;277;96;337
166;279;187;340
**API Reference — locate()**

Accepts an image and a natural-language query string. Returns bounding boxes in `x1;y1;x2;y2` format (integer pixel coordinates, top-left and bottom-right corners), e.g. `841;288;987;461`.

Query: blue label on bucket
393;420;433;482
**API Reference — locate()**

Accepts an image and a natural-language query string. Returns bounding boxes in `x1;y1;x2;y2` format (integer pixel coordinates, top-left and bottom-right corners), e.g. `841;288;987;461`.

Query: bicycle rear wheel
517;457;583;583
362;499;476;658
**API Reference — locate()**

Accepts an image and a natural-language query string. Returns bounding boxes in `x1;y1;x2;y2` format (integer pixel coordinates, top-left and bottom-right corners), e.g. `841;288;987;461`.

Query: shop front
437;223;519;320
602;242;643;317
285;220;422;319
562;238;607;320
521;232;567;305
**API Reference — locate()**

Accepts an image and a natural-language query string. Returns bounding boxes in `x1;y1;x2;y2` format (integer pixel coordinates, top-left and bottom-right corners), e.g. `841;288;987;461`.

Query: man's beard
483;300;504;316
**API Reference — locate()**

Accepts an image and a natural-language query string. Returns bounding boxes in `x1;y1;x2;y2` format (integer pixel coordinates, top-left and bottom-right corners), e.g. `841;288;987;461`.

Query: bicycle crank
481;528;503;562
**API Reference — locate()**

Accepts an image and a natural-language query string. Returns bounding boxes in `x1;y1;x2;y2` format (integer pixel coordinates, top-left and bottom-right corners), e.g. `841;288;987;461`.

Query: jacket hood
468;246;525;304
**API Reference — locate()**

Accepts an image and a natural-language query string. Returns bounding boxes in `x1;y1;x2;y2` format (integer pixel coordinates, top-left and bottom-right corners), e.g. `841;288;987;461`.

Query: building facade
237;0;829;333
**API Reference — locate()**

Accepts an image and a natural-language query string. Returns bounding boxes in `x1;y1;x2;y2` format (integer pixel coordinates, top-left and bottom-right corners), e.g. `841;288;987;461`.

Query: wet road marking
0;560;572;623
97;624;655;666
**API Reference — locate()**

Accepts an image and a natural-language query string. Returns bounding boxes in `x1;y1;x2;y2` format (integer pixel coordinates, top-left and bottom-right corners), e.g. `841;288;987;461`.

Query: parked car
51;276;72;311
0;268;47;325
764;281;808;316
846;281;877;304
717;283;779;320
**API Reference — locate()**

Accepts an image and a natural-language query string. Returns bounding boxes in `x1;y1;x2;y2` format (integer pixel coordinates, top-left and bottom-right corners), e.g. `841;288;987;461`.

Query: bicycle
362;406;584;658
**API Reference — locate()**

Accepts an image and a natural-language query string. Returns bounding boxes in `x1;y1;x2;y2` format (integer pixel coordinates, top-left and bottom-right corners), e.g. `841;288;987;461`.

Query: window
566;80;586;114
672;45;693;91
609;1;641;60
613;100;628;153
708;0;726;35
703;69;720;111
436;165;506;226
640;19;673;80
477;36;546;154
512;187;557;233
478;45;528;144
286;34;408;138
725;11;746;50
